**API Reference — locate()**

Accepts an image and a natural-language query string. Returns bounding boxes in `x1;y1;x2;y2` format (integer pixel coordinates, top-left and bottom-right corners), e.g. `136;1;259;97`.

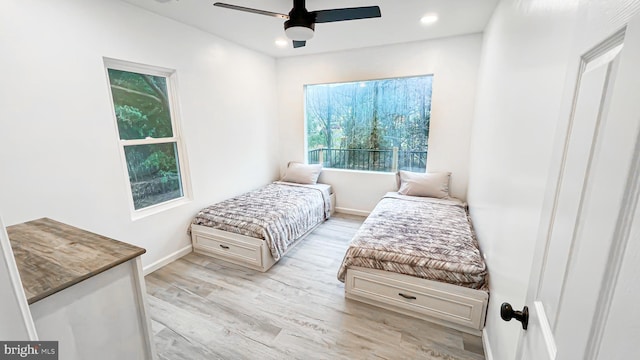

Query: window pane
124;142;183;210
107;69;174;140
305;75;432;173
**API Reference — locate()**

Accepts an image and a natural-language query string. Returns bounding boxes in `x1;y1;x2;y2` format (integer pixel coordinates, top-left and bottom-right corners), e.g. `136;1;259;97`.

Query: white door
511;14;640;360
0;216;38;340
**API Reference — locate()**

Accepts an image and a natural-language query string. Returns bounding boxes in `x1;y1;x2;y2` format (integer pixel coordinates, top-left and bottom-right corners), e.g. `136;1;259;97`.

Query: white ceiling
120;0;499;58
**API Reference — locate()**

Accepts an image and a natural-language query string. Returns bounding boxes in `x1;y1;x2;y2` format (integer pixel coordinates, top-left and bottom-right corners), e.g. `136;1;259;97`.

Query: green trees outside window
305;75;433;172
107;67;185;210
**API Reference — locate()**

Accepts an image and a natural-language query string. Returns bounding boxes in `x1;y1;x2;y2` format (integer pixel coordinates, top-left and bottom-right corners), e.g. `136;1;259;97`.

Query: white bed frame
192;193;336;272
345;266;488;335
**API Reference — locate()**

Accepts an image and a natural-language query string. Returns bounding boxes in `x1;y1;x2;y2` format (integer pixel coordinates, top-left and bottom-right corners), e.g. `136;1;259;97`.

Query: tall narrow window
305;75;433;173
105;59;190;215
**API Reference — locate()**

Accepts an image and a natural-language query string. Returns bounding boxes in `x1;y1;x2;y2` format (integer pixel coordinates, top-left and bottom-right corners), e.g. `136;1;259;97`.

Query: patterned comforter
337;193;488;290
191;182;331;261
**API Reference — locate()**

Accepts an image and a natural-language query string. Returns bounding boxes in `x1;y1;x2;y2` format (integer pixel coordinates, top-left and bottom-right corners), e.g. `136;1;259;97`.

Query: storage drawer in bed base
191;225;275;272
191;219;325;272
345;267;488;335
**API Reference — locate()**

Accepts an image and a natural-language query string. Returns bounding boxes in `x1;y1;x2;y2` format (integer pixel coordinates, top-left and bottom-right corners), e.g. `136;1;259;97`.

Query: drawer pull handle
398;293;417;300
219;244;230;250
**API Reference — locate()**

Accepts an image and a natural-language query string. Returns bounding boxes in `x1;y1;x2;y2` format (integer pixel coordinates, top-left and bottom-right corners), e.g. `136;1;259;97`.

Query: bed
191;181;335;272
337;189;489;335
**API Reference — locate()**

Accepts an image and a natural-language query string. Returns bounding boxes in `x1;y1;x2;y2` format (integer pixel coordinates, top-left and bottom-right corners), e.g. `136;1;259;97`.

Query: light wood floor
145;214;486;360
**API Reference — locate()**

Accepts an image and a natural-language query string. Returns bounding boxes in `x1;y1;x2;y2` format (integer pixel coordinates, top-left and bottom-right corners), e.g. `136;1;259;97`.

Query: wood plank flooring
145;214;486;360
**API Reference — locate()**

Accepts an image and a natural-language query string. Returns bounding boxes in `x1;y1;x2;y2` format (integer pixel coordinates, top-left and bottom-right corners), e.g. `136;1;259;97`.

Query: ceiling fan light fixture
285;26;314;40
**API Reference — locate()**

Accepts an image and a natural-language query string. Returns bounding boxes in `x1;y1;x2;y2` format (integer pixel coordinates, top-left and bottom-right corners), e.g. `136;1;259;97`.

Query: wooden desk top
7;218;145;304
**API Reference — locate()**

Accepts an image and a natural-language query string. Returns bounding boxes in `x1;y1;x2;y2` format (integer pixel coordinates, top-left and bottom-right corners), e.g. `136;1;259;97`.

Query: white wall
468;0;639;359
0;0;279;269
467;2;577;358
276;34;483;213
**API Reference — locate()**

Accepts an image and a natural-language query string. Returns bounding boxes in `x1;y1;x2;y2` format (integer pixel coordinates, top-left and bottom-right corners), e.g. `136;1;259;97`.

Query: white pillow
397;170;451;198
281;162;322;185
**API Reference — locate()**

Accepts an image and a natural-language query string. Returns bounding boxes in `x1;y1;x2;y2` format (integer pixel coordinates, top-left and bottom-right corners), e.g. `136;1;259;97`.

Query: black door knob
500;302;529;330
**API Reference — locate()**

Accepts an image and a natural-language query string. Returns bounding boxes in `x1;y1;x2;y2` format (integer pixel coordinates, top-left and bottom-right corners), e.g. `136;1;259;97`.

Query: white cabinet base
29;258;156;360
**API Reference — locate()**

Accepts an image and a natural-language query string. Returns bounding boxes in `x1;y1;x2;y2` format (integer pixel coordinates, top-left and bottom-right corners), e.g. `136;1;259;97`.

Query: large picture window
105;59;190;215
305;75;433;173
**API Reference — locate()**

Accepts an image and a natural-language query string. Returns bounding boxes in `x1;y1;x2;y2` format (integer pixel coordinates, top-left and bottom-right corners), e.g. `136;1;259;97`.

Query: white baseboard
482;328;494;360
143;244;192;275
335;207;371;217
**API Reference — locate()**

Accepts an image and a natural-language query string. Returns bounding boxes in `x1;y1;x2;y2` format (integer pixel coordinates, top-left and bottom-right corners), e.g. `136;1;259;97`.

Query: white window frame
303;74;433;174
104;58;192;220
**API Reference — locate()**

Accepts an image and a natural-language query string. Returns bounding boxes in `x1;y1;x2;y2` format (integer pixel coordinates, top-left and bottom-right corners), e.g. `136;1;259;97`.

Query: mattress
337;193;488;290
191;182;331;261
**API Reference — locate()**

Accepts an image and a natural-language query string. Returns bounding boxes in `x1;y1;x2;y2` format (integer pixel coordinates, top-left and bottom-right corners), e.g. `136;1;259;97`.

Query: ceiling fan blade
313;6;381;23
293;40;306;48
213;3;289;19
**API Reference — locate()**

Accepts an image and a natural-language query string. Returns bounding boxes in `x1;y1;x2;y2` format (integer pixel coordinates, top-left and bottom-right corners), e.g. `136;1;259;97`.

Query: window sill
321;168;399;176
130;196;191;221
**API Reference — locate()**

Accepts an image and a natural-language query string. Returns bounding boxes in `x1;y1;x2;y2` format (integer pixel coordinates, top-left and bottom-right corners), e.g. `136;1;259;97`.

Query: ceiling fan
213;0;382;48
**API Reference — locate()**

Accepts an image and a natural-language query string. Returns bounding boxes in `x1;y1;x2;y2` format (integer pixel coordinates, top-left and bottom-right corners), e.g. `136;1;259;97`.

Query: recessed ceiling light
420;13;439;25
275;39;289;48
